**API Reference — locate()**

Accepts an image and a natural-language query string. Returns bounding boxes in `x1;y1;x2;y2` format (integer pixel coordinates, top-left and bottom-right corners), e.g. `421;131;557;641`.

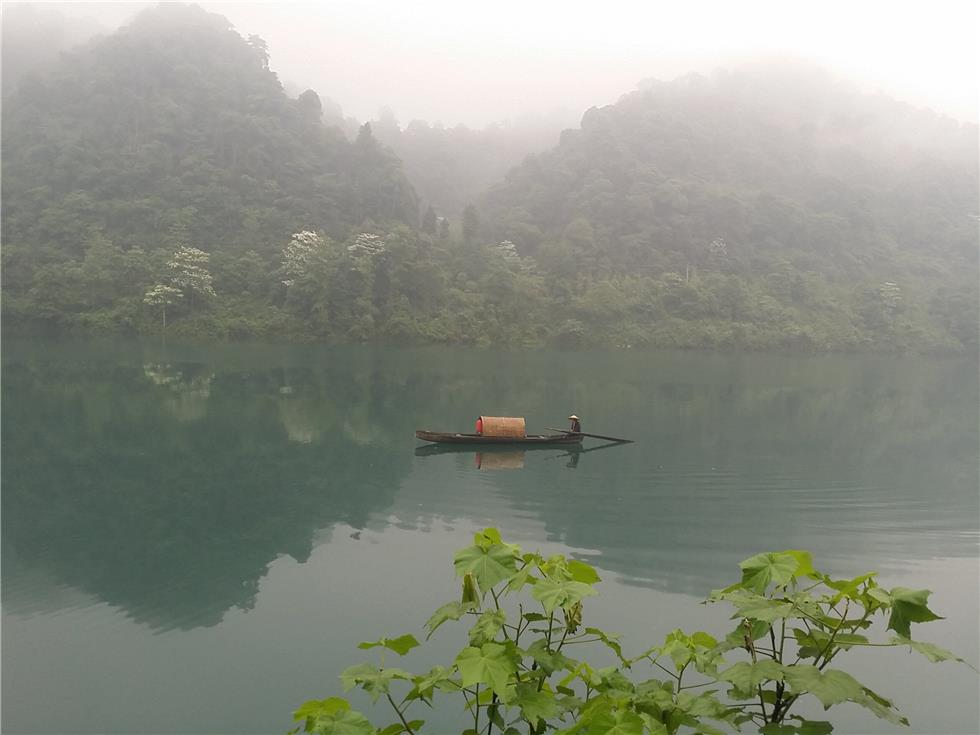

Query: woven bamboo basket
479;416;526;438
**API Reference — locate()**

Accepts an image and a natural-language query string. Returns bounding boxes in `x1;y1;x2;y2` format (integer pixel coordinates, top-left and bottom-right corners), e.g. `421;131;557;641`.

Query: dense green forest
2;4;977;350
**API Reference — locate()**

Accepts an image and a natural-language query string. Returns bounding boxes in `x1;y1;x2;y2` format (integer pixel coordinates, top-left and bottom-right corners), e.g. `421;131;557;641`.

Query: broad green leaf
455;642;517;699
411;665;453;699
676;690;727;718
523;612;548;622
634;679;676;713
584;627;627;664
792;627;832;660
514;683;558;727
891;636;975;669
567;559;601;584
532;577;597;613
783;550;818;579
454;543;518;593
824;572;876;604
718;619;770;653
739;552;800;594
717;660;785;692
526;638;577;674
690;631;718;649
782;666;863;707
294;697;349;721
593;666;635;694
586;706;644;735
306;708;374;735
356;634;420;656
475;528;503;547
340;663;376;692
691;722;727;735
506;564;537;592
377;724;422;735
339;664;411;702
424;600;473;638
790;719;834;735
718;588;795;623
661;636;693;670
851;686;908;725
638;713;669;735
885;587;943;638
760;725;796;735
469;610;507;646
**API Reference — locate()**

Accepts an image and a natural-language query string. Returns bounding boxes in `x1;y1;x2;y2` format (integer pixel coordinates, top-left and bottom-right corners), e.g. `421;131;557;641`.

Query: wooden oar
546;428;634;443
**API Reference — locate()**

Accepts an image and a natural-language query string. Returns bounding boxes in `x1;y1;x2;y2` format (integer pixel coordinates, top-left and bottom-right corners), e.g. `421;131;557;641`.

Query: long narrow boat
415;429;582;445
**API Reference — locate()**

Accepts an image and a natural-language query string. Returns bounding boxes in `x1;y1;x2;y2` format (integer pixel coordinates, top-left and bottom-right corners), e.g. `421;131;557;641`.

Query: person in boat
568;414;581;433
475;416;483;435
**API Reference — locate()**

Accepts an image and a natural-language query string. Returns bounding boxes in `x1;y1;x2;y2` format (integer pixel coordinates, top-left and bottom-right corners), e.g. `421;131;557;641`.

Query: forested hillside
2;5;976;351
1;4;417;333
480;65;979;350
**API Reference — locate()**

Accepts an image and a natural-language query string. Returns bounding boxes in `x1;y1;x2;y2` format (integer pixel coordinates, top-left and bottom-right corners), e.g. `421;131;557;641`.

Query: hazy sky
16;0;980;126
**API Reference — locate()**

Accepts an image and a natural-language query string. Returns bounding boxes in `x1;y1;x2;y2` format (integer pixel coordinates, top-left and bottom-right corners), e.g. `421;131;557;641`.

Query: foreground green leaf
424;600;473;638
885;587;943;639
454;543;518;593
718;660;785;692
514;683;558;727
306;708;374;735
356;634;420;656
532;577;597;613
455;642;517;699
293;697;349;722
739;552;800;594
782;666;864;707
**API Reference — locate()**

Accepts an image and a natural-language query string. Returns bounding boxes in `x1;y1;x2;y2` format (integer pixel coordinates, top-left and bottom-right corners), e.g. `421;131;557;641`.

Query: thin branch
385;693;417;735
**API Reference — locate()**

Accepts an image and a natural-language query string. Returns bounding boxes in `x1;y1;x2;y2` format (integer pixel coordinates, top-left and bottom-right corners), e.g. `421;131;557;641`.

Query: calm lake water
2;339;978;734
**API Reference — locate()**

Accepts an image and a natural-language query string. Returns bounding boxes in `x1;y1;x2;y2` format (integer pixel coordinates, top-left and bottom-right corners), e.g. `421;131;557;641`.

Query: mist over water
2;340;977;733
2;2;978;733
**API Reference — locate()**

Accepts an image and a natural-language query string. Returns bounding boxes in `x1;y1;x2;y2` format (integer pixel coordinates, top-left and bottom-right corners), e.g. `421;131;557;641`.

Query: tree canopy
2;11;976;351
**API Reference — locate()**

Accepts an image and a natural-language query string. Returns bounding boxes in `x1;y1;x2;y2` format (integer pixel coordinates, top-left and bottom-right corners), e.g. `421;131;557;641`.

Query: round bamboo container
478;416;526;437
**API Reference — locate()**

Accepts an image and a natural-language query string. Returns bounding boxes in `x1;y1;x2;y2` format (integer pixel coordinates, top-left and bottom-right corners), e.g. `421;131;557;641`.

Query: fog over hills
1;2;976;351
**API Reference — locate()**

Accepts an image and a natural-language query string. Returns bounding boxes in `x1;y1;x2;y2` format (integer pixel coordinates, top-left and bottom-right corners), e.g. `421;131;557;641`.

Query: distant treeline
2;4;977;351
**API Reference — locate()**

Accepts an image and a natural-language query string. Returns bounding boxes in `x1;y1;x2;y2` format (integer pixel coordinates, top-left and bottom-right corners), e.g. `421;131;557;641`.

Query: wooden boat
415;429;583;445
415;441;584;457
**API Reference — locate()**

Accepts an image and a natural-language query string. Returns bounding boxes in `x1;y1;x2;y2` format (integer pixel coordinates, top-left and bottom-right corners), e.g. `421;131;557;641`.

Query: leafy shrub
292;530;972;735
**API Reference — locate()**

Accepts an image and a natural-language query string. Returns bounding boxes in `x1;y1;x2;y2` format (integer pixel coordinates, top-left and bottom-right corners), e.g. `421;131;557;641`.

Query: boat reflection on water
476;450;525;470
413;441;628;470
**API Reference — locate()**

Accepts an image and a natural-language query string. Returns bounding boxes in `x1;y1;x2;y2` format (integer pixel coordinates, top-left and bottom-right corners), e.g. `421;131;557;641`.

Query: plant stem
385;692;416;735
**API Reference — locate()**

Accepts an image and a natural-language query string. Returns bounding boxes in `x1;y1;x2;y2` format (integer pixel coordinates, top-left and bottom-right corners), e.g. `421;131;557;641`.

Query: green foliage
294;529;972;735
2;11;975;352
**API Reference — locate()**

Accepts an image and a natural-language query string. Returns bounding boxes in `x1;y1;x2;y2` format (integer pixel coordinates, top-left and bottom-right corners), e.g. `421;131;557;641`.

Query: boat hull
415;430;582;445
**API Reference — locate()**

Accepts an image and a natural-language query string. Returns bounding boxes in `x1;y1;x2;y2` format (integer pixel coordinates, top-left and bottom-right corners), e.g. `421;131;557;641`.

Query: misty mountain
1;6;975;351
368;108;571;218
483;64;977;281
1;2;417;262
1;3;107;95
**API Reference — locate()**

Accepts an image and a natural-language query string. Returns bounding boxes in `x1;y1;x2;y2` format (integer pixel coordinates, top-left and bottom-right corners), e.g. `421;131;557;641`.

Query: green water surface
2;340;977;734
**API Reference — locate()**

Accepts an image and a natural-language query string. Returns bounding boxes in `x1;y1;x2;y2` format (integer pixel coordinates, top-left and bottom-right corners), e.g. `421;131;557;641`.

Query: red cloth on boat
476;417;483;435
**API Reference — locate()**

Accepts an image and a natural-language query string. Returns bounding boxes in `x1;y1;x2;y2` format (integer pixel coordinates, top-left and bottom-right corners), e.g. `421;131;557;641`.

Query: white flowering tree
347;232;386;261
143;284;183;330
497;239;520;261
281;230;325;288
168;246;215;302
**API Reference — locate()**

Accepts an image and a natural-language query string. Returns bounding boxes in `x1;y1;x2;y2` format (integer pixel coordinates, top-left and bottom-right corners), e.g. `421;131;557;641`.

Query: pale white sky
16;0;980;125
